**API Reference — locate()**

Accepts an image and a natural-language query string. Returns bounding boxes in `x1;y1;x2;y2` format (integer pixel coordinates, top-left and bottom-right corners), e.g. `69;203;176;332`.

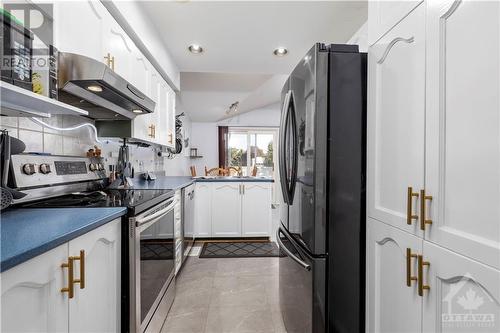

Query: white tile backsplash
0;117;18;128
19;129;43;152
18;117;43;131
41;116;63;135
1;114;192;176
44;133;64;155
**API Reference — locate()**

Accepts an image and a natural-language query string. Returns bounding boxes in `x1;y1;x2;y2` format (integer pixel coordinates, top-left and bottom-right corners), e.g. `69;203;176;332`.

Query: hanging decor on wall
166;113;185;158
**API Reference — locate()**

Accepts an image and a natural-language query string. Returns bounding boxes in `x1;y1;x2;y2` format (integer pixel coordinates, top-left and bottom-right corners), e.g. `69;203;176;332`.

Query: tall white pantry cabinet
366;1;500;332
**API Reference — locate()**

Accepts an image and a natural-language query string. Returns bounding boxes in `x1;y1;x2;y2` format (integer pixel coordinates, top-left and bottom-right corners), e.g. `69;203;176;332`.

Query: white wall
218;103;281;127
189;104;281;174
347;21;368;52
190;122;219;174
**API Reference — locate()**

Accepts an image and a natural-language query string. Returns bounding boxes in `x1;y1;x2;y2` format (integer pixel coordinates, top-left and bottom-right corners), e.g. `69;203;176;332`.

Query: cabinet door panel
368;0;422;45
1;244;68;333
166;85;176;149
367;4;425;237
53;0;105;61
366;218;422;333
195;183;212;237
68;219;121;333
422;241;500;333
241;183;271;236
425;0;500;269
212;183;242;237
103;18;133;80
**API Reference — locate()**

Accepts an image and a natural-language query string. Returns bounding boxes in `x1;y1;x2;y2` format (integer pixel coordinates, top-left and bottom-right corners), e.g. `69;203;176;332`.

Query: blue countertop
195;177;274;183
131;176;194;190
131;176;273;190
0;207;127;272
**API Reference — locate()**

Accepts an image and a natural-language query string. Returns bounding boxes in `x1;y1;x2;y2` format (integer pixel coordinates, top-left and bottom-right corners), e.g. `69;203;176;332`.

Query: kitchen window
226;128;278;178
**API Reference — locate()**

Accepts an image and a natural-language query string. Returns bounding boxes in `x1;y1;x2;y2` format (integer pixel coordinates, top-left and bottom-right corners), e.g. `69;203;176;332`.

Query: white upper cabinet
131;45;151;98
424;0;500;270
367;4;426;237
1;244;69;333
158;81;169;146
68;219;121;333
53;0;105;61
422;241;500;332
368;0;423;45
212;183;242;237
241;183;272;237
166;84;177;149
366;218;423;333
102;18;133;80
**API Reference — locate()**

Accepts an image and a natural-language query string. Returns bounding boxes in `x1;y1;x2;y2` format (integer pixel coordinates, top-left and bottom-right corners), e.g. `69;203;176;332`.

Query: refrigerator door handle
288;90;298;204
279;90;292;204
276;227;311;271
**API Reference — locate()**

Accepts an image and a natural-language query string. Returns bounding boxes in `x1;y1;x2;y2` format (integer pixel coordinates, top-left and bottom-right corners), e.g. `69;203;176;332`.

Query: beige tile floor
160;256;286;333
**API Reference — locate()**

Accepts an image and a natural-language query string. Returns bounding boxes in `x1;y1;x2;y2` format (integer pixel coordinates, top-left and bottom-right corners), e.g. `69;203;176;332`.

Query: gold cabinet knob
420;189;433;230
71;250;85;289
418;255;430;296
61;257;74;298
407;187;419;225
406;248;418;287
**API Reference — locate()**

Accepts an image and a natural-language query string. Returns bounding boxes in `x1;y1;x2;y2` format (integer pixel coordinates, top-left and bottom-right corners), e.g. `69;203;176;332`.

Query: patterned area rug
199;241;282;258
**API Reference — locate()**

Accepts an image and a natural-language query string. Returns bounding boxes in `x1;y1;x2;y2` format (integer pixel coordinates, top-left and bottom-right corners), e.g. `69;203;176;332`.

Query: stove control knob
89;163;98;172
23;163;36;175
97;163;105;171
39;163;52;174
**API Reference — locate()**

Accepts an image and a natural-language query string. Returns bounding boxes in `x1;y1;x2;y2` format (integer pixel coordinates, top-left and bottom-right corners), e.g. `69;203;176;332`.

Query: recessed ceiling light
273;47;288;57
87;85;102;92
132;109;143;114
188;44;204;54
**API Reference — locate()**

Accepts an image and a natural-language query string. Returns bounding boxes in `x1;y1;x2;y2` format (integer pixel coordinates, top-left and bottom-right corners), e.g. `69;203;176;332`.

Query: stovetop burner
20;188;174;214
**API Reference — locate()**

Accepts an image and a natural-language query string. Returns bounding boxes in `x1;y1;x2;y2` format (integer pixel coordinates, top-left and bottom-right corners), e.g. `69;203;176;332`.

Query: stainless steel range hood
57;52;155;120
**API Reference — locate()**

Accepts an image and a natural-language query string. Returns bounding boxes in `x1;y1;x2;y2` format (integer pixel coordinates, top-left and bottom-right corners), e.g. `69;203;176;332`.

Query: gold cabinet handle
61;257;74;298
104;52;115;71
407;187;419;225
72;250;85;289
168;133;173;144
417;255;430;296
148;124;155;138
406;248;418;287
420;189;433;230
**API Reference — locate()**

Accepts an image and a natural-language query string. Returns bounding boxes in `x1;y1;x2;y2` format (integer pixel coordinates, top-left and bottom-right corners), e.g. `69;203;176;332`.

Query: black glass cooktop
20;188;174;214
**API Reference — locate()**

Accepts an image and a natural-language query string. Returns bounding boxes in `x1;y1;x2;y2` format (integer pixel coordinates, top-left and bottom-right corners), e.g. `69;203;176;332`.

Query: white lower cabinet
367;218;500;333
194;183;212;237
422;241;500;333
194;182;272;238
68;219;121;333
1;244;69;333
367;218;423;333
212;183;242;237
1;219;121;333
241;183;272;237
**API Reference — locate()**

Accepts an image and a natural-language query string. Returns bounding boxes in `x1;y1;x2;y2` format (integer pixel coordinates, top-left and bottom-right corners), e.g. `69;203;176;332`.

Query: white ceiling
140;1;367;121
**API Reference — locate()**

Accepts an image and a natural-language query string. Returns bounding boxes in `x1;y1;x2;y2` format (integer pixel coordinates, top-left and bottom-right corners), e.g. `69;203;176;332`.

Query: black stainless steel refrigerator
277;43;366;333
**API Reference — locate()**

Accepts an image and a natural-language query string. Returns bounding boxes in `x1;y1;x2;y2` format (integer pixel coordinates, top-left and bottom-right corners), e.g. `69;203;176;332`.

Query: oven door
130;197;176;332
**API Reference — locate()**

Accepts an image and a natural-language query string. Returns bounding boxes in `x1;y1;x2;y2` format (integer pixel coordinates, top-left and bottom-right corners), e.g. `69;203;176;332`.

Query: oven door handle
276;227;311;271
136;199;175;227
